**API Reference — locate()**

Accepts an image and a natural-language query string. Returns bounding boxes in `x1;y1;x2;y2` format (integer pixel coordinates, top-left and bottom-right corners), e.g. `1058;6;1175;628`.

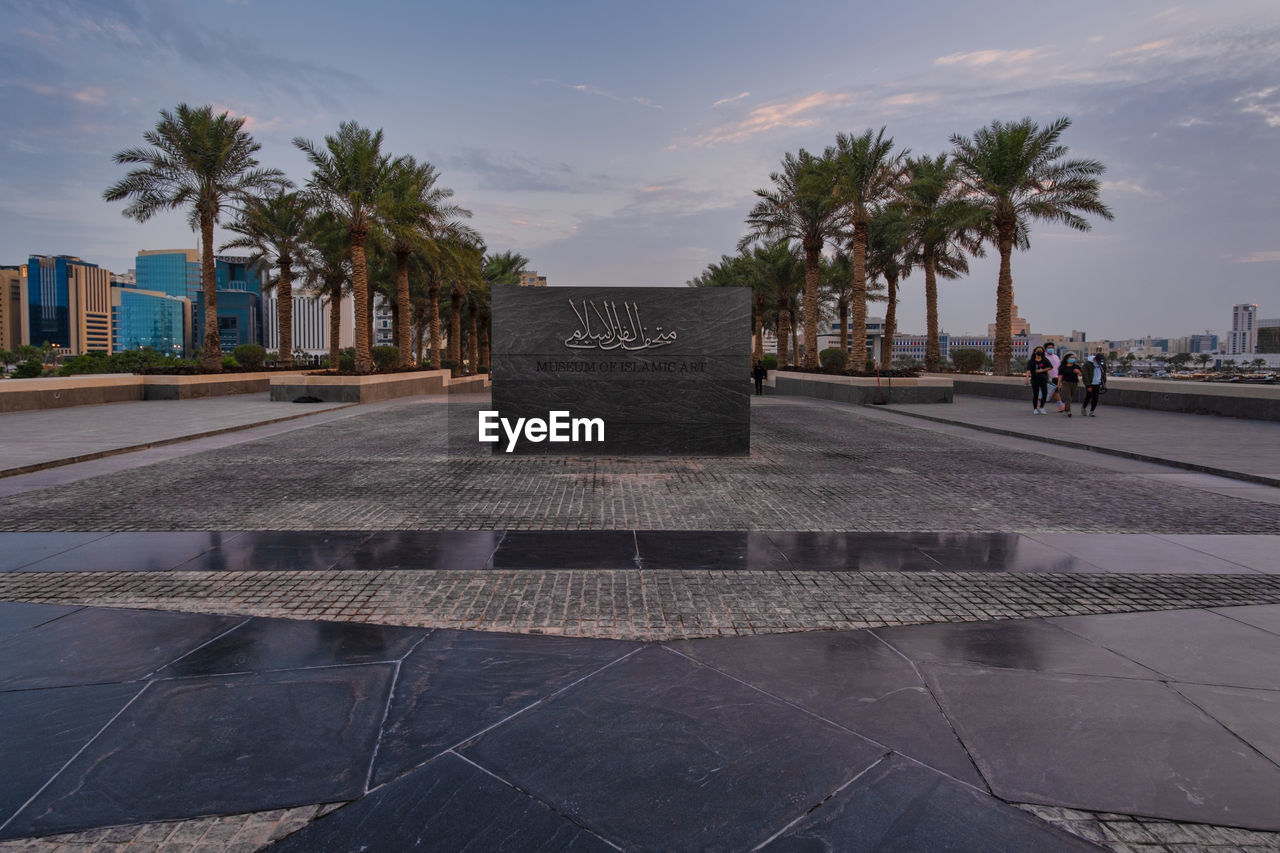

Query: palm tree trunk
366;285;376;360
395;250;412;367
413;301;427;366
479;310;491;373
838;296;849;354
801;239;822;368
449;285;462;376
791;315;799;366
994;230;1015;376
880;271;897;368
350;228;371;374
468;308;479;375
200;212;221;371
277;257;293;369
328;279;342;369
924;253;940;372
776;290;790;367
428;283;441;369
753;302;764;364
850;221;869;371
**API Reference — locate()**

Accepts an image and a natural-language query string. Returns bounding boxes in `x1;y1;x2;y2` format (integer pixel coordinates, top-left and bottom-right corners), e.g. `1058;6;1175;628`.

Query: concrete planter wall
447;375;491;395
770;371;953;405
270;370;450;403
949;374;1280;421
0;375;144;413
141;371;312;401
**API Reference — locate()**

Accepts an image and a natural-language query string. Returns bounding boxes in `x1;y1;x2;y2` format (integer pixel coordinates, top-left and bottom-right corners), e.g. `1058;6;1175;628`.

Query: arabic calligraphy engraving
564;299;678;352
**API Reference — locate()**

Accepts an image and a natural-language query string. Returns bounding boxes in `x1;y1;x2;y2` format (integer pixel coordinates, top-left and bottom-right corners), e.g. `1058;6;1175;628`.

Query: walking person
1026;345;1052;414
1083;350;1107;416
752;360;767;396
1044;343;1065;412
1057;352;1085;417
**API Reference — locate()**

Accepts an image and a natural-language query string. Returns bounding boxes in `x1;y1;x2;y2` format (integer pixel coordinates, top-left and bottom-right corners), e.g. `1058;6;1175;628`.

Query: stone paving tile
1;570;1277;641
1;400;1277;532
1015;803;1280;852
0;803;343;852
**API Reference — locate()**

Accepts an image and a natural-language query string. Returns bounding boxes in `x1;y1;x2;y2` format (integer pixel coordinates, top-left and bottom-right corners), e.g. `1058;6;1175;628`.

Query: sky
2;0;1279;340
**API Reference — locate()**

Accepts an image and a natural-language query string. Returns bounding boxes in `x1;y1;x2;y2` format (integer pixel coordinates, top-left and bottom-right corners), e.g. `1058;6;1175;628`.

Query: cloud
1235;86;1280;127
632;96;662;109
1110;39;1174;57
550;81;662;109
1234;251;1280;263
685;91;852;147
934;48;1043;67
441;148;605;194
26;82;109;106
1102;180;1157;196
712;91;751;108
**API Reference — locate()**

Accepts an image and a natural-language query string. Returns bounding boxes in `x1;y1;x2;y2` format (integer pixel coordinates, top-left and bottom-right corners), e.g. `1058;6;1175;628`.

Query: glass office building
136;250;201;302
26;255;112;353
112;287;190;355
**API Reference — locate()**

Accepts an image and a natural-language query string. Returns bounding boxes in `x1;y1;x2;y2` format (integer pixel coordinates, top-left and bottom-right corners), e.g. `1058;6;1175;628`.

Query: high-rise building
25;255;112;354
987;302;1030;337
518;270;548;287
1189;333;1219;353
1;265;28;350
191;256;263;352
1258;318;1280;354
262;292;354;356
1229;303;1258;355
111;286;190;355
136;249;199;301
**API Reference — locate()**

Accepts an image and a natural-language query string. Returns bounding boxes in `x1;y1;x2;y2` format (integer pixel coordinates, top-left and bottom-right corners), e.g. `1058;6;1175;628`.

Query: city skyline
3;0;1279;341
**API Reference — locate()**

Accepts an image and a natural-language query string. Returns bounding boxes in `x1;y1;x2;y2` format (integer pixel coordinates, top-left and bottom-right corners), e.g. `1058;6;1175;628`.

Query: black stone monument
489;286;751;455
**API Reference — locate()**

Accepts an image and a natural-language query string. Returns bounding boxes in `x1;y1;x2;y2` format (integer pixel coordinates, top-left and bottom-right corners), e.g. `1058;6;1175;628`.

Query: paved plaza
0;392;1277;851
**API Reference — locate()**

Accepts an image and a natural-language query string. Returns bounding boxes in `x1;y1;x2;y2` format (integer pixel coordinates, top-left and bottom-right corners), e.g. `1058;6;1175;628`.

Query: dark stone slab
1050;609;1280;689
1213;604;1280;636
0;533;112;571
488;531;638;570
669;630;984;786
3;665;395;839
1172;682;1280;766
914;533;1102;574
0;608;244;690
154;617;427;678
1025;534;1248;574
372;630;638;786
0;682;143;828
490;286;751;455
174;530;372;572
0;601;81;643
273;752;615;852
461;646;887;851
14;532;234;573
924;663;1280;829
336;531;502;571
760;755;1101;852
635;530;791;571
765;532;942;571
1156;534;1280;574
874;618;1162;680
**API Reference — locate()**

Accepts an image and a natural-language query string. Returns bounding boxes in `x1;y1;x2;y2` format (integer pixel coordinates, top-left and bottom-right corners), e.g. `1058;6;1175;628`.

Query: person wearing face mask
1057;352;1085;417
1043;344;1065;412
1025;345;1052;413
1082;350;1107;416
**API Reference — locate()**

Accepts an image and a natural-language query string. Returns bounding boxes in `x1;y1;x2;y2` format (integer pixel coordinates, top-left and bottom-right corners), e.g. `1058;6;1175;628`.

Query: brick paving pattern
0;804;342;853
1016;804;1280;852
3;569;1277;640
0;399;1277;532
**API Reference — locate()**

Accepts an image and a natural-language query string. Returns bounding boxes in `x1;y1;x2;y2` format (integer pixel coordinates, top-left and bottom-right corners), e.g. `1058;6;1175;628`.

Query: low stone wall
270;370;450;403
770;372;953;405
0;375;143;413
950;374;1280;421
446;375;491;395
141;372;309;401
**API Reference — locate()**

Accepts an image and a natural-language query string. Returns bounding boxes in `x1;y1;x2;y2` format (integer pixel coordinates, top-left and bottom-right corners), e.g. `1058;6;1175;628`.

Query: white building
1229;303;1258;356
261;292;354;356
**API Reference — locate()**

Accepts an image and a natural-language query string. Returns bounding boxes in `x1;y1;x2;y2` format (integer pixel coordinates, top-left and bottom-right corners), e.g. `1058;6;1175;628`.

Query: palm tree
820;251;853;355
900;154;983;371
481;251;529;371
294;122;396;374
950;117;1114;375
864;207;913;368
105;103;287;370
222;191;311;368
742;150;841;368
752;240;805;367
830;128;906;370
295;211;352;369
380;157;471;367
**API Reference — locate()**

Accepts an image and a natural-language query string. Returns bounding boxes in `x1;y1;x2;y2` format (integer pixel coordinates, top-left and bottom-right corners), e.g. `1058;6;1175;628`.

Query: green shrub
232;344;266;370
13;358;44;378
864;359;876;372
951;348;988;373
371;346;400;371
819;348;848;371
221;355;239;370
761;354;778;371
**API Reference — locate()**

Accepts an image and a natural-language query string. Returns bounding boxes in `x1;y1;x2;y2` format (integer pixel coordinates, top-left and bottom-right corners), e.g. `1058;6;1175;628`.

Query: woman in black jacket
1057;353;1085;417
1025;346;1052;414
